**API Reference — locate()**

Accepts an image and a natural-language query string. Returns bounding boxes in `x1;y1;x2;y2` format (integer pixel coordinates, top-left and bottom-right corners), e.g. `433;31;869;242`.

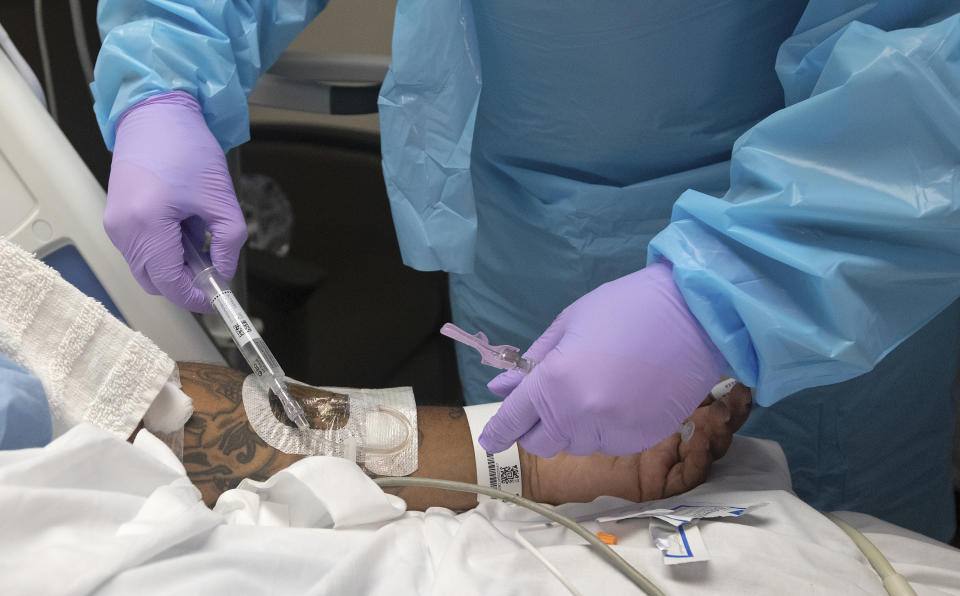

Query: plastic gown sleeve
92;0;328;151
0;352;51;450
377;0;481;273
648;14;960;406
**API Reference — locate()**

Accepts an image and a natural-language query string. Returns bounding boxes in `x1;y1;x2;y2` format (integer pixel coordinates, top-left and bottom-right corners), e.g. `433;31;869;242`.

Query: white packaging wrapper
649;519;711;565
241;375;418;476
598;502;765;525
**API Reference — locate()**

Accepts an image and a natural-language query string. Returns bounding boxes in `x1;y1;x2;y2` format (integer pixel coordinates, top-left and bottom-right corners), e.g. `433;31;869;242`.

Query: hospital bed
0;46;224;364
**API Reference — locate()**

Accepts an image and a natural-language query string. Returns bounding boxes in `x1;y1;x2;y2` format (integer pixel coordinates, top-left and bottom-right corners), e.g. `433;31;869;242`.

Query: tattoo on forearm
181;364;291;505
179;364;461;510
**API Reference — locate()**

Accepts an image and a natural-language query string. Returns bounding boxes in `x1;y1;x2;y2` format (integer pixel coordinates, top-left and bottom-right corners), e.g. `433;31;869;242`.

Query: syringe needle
271;378;310;431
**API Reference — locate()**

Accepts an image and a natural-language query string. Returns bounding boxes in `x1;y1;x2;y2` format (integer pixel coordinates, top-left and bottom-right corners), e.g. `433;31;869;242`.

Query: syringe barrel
185;241;309;430
192;267;267;360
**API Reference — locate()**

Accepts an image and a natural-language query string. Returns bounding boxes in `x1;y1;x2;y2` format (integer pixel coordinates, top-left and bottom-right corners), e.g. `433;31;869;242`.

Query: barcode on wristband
486;451;497;487
485;451;521;491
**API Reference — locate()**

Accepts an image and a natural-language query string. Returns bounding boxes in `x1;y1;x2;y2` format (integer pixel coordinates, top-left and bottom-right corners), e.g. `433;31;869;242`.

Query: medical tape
241;375;418;475
464;402;522;500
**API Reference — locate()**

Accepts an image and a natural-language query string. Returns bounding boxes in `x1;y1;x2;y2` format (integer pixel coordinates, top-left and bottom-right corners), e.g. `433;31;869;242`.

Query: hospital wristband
464;403;523;501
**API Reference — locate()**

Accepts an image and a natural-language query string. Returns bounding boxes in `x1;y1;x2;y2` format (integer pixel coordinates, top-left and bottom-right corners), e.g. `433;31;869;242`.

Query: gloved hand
104;91;247;312
479;262;727;457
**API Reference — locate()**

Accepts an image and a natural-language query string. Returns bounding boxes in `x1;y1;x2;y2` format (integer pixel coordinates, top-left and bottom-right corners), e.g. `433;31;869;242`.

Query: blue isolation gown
0;352;51;450
92;0;960;539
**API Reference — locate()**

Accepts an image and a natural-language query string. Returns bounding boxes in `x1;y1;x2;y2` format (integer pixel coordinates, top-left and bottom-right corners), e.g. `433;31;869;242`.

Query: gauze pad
241;375;418;476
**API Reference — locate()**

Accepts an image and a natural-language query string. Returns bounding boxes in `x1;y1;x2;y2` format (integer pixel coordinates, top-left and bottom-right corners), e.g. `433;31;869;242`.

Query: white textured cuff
0;238;176;439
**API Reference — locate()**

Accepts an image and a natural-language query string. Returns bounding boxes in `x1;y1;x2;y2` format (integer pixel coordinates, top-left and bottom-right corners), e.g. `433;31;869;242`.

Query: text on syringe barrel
238;337;284;378
209;288;260;343
208;288;282;377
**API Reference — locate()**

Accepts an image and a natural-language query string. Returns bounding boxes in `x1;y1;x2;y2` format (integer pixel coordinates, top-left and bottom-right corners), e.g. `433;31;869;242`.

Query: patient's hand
523;383;752;505
177;362;750;510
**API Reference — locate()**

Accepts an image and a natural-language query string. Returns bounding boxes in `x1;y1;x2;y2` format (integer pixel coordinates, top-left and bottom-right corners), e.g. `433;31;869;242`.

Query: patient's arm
178;362;751;510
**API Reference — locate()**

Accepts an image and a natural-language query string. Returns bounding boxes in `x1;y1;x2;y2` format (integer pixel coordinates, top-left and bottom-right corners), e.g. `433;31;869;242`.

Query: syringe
183;239;310;431
440;323;697;443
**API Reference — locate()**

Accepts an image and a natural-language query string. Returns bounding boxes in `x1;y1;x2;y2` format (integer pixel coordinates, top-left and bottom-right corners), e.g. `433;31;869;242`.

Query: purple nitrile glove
480;262;726;457
103;91;247;312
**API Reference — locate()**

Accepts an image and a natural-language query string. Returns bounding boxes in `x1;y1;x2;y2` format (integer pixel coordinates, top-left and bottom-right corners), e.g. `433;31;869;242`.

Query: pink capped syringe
440;323;697;443
440;323;536;373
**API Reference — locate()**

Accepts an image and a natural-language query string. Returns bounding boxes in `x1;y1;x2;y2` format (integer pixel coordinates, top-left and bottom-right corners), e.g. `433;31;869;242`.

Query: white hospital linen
0;238;187;438
1;425;958;595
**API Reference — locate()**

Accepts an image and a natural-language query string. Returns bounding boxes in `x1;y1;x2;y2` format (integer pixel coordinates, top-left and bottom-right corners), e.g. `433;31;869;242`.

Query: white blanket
1;426;958;595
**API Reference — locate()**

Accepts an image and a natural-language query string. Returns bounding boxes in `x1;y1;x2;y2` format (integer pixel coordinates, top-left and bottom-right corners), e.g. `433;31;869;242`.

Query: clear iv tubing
183;240;310;431
366;407;413;455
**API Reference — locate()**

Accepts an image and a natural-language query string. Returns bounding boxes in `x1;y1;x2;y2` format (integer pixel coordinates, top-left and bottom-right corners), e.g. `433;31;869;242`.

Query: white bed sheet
0;424;957;595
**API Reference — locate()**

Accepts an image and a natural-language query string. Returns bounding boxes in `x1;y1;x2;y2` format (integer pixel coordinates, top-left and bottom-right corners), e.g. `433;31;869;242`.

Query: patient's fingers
660;382;752;498
527;383;753;506
637;435;680;501
723;384;752;427
664;434;712;497
681;383;752;460
710;398;731;423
